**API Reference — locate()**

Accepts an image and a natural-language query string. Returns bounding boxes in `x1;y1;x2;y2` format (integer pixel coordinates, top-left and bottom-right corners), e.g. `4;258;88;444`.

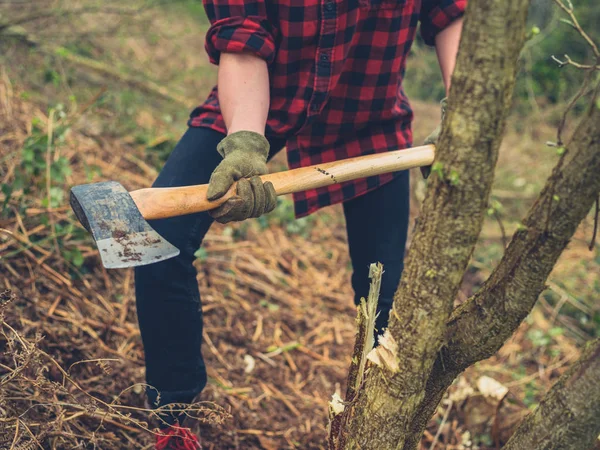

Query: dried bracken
0;71;367;448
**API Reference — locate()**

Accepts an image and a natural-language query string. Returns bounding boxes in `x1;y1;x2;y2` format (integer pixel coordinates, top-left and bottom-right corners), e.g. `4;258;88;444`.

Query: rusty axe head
70;181;180;269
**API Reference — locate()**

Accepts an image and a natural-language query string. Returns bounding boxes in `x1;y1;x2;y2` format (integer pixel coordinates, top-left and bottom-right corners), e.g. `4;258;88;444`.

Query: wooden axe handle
130;144;435;220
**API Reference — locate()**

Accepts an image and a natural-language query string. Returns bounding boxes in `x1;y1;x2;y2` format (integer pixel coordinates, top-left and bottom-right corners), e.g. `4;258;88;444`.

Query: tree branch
444;99;600;379
504;338;600;450
404;95;600;450
551;54;600;70
553;0;600;59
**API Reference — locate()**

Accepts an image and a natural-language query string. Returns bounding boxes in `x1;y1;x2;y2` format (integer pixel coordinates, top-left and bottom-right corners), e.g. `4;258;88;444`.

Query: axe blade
70;181;180;269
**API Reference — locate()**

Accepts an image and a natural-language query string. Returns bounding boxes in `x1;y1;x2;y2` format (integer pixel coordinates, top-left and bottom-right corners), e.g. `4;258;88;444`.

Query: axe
70;145;435;269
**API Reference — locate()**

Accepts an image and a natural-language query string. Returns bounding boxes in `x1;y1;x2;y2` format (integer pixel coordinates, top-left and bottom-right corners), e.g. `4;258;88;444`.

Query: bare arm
434;18;464;94
218;52;270;135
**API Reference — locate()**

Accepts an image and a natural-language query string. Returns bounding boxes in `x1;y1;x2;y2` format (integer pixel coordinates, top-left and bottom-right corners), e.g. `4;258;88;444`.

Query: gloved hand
421;97;448;179
207;130;277;224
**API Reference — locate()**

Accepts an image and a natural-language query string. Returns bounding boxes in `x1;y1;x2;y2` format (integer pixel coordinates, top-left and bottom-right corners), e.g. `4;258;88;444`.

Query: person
136;0;466;448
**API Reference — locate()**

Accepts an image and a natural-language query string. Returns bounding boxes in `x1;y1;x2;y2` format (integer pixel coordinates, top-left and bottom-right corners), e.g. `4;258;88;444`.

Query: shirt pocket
359;0;408;11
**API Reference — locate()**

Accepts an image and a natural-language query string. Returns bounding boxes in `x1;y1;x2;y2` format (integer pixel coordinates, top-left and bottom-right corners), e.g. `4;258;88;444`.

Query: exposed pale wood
130;145;435;220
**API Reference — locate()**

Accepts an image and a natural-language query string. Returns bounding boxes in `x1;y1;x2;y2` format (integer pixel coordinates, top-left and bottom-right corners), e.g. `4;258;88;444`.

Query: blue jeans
134;127;409;419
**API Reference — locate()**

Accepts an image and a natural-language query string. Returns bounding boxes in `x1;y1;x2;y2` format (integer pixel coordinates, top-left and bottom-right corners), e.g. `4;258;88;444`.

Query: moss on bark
404;100;600;450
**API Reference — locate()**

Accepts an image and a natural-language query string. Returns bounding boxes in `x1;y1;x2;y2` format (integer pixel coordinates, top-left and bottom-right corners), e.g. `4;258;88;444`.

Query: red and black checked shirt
189;0;467;217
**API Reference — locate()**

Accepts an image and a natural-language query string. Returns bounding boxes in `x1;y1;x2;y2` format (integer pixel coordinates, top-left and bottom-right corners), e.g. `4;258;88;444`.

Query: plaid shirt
190;0;466;217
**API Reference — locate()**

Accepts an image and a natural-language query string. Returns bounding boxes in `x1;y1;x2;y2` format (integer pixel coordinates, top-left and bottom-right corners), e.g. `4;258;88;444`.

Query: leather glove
207;130;277;224
421;97;448;179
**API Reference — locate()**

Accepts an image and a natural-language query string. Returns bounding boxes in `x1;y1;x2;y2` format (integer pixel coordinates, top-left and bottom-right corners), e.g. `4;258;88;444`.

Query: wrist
227;122;266;136
217;130;270;159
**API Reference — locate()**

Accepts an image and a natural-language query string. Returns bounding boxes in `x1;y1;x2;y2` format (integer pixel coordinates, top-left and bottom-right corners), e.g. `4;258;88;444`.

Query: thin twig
429;400;453;450
18;420;44;450
554;67;594;146
551;54;600;70
543;1;600;233
492;210;508;249
553;0;600;58
8;417;19;450
590;195;599;251
45;109;59;256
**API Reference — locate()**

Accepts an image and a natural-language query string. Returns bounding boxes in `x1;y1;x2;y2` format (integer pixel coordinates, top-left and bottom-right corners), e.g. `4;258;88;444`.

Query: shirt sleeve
203;0;278;65
420;0;467;47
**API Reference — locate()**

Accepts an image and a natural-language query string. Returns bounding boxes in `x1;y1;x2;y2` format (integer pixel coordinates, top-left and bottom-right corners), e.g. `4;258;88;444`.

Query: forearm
218;52;270;135
434;18;464;94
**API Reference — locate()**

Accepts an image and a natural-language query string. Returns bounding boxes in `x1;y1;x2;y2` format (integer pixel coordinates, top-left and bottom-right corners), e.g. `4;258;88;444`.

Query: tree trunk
341;1;531;448
504;338;600;450
403;93;600;450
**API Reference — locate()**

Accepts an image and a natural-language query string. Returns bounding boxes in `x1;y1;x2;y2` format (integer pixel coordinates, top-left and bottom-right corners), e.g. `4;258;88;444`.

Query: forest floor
0;3;599;449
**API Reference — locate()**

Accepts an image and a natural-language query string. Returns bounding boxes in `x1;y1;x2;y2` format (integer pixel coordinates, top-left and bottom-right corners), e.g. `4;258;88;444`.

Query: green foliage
63;41;96;59
527;327;564;348
83;162;102;181
194;247;208;262
404;40;446;102
427;162;460;186
259;299;280;312
449;169;460;186
95;89;147;136
144;135;178;170
62;246;85;268
430;161;444;179
1;103;94;272
2;108;71;213
523;381;540;409
167;0;209;25
486;199;503;217
542;253;600;339
474;433;493;447
257;197;316;238
516;0;599;110
43;68;62;88
406;0;600;110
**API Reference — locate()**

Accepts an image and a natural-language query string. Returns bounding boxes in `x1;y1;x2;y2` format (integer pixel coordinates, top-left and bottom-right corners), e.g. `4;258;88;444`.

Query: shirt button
310;103;319;111
320;53;329;62
325;2;334;11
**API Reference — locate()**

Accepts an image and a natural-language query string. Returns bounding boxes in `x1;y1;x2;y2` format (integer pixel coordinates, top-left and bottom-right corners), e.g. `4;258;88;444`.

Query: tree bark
504;338;600;450
342;1;531;448
403;97;600;450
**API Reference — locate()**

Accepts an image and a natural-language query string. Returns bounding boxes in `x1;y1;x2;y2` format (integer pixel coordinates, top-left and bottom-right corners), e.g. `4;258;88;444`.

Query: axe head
70;181;180;269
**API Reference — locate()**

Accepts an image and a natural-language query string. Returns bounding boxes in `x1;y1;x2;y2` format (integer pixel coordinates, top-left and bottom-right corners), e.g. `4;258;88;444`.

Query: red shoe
155;425;201;450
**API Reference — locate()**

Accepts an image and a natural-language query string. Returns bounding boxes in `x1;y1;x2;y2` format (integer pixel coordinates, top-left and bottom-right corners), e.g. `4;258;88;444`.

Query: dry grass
0;70;362;448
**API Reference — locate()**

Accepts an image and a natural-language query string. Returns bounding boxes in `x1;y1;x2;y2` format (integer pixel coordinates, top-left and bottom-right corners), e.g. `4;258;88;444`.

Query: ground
0;3;598;449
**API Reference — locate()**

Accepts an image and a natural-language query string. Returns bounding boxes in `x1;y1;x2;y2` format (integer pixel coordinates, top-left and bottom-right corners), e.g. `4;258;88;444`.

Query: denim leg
135;127;224;411
343;171;410;335
134;127;285;416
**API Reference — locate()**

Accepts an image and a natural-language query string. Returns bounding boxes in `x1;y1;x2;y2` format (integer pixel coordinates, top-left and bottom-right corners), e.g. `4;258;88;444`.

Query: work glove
421;97;448;179
207;130;277;224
